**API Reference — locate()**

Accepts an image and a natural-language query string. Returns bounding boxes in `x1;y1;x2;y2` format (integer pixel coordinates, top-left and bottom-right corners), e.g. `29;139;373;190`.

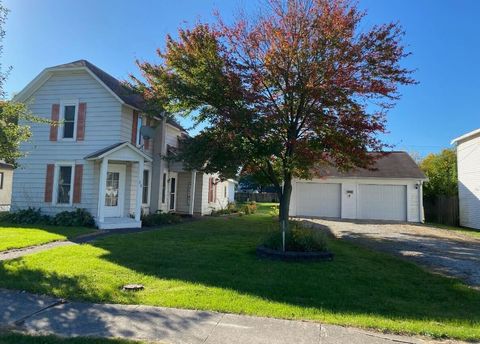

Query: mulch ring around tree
256;245;334;262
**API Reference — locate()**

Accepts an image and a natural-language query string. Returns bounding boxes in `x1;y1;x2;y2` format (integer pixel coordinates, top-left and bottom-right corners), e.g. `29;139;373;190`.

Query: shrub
0;207;95;227
141;211;182;227
269;204;279;217
51;208;95;227
0;207;50;225
211;202;239;216
242;201;257;215
262;222;328;252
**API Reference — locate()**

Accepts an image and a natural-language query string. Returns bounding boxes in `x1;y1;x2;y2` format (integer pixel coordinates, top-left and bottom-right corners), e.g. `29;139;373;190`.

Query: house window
161;173;167;203
56;165;73;204
142;170;149;204
0;172;3;189
224;185;227;198
60;101;78;140
136;116;143;146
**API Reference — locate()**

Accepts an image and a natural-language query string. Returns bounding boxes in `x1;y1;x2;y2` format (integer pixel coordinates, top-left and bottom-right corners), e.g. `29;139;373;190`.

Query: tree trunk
279;175;292;230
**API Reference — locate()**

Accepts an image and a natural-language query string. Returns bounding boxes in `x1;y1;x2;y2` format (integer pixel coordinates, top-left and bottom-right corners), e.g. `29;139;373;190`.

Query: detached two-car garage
290;152;426;223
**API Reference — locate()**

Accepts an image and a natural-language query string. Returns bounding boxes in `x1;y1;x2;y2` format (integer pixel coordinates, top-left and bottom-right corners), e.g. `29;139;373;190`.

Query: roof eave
85;142;153;162
451;128;480;145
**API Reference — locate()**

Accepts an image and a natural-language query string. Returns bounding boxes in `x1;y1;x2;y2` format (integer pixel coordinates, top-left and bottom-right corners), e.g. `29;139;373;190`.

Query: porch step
97;217;141;230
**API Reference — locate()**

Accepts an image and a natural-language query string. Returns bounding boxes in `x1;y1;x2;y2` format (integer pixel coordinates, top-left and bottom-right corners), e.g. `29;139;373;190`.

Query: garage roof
313;152;426;179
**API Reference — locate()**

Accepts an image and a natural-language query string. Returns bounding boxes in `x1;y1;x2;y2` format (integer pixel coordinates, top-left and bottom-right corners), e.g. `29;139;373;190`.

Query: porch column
97;158;109;223
135;159;145;221
189;170;197;215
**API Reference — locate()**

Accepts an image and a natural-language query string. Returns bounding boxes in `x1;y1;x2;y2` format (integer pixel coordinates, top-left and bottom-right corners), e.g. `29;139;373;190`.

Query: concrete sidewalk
0;289;452;344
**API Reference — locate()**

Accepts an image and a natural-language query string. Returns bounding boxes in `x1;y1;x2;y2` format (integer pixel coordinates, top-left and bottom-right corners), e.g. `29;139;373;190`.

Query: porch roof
84;142;153;162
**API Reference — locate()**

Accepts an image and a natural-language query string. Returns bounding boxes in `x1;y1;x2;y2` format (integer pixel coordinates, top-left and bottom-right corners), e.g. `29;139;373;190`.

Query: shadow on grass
1;210;480;339
91;216;480;323
0;266;216;342
305;219;480;287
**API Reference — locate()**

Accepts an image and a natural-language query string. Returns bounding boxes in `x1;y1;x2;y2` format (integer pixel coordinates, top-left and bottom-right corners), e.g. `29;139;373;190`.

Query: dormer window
60;100;78;140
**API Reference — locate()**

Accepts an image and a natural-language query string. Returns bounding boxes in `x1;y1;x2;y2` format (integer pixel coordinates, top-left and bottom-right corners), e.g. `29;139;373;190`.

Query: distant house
11;60;235;229
452;128;480;230
0;162;13;211
289;152;427;222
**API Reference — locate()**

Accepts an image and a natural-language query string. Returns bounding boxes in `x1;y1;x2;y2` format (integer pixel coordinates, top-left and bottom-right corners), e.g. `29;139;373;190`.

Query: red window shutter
214;179;217;202
49;104;60;141
73;164;83;204
44;164;55;202
77;103;86;141
144;118;150;150
208;177;212;203
131;111;138;145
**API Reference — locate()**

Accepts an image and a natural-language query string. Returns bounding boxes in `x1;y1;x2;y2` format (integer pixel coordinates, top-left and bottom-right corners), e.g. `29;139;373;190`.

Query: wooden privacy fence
424;195;459;226
235;192;279;203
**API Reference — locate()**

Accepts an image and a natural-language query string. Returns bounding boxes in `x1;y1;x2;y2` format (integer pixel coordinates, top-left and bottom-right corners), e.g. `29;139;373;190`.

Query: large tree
130;0;415;230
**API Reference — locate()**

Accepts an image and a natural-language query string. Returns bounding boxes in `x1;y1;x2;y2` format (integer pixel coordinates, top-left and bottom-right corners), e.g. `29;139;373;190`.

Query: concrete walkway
0;289;459;344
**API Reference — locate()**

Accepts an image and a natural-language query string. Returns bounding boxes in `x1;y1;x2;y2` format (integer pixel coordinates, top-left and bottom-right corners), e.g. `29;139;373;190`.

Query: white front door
169;172;178;211
104;164;126;218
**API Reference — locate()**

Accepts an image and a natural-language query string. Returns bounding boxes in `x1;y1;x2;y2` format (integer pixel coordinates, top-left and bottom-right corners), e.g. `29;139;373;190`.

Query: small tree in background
130;0;416;236
420;149;457;199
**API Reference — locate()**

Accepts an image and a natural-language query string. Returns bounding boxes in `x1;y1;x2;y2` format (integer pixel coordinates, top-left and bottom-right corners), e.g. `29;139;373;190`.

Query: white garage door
358;184;407;221
296;183;341;218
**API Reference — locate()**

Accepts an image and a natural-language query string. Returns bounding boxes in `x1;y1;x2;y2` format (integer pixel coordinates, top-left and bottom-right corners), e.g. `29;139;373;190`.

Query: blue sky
3;0;479;158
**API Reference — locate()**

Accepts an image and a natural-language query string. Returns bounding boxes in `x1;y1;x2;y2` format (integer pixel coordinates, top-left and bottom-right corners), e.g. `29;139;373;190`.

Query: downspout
419;180;424;223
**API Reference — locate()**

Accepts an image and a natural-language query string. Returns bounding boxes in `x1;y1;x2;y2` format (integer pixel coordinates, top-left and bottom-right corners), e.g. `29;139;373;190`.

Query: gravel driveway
302;218;480;288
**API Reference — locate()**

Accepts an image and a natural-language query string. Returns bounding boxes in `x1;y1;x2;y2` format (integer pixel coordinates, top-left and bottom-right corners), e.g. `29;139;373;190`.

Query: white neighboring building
452;128;480;229
290;152;426;222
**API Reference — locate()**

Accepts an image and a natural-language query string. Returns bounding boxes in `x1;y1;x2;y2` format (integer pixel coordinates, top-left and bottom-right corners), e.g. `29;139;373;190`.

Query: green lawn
0;225;96;252
0;204;479;340
427;222;480;239
0;331;142;344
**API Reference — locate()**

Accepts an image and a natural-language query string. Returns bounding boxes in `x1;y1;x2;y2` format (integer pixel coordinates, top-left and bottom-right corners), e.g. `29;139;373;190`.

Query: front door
104;164;126;218
169;172;177;211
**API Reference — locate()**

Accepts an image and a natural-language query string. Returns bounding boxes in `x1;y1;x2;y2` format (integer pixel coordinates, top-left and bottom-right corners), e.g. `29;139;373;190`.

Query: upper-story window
60;101;78;140
136;115;143;146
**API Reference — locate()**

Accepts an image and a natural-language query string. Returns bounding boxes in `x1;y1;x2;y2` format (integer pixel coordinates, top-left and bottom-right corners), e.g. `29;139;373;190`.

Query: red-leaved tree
130;0;416;231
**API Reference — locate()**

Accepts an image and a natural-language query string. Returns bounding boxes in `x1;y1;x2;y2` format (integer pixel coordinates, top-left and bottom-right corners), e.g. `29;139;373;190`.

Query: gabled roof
13;59;185;132
84;142;153;162
451;128;480;145
312;152;426;179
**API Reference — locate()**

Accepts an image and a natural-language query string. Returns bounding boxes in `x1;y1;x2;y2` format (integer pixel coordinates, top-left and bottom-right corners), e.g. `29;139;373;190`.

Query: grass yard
0;225;95;252
0;204;479;340
0;331;142;344
428;222;480;240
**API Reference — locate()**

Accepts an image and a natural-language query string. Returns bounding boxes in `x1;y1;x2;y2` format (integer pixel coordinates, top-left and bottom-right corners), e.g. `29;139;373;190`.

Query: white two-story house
452;128;480;230
12;60;235;229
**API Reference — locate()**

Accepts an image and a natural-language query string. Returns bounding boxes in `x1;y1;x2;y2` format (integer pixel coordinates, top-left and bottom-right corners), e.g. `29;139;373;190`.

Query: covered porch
168;159;198;216
85;142;153;229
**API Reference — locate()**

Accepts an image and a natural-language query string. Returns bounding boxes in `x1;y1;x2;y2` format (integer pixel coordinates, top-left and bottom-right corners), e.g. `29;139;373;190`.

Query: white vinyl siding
358;184;407;221
11;70;122;216
166;125;180;148
456;133;480;229
296;183;341;217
